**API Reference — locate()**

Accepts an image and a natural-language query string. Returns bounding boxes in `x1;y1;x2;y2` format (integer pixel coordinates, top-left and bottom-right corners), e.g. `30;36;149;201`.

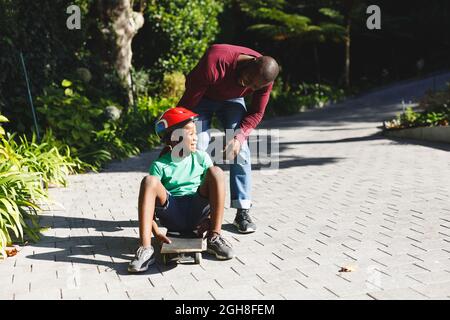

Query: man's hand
223;138;241;160
154;231;171;244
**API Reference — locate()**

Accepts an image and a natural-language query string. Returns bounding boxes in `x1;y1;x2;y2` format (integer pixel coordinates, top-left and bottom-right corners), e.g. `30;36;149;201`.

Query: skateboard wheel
194;252;202;264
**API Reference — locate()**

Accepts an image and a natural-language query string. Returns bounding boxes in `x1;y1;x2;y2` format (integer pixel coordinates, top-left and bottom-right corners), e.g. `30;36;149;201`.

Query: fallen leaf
339;266;355;272
6;248;18;257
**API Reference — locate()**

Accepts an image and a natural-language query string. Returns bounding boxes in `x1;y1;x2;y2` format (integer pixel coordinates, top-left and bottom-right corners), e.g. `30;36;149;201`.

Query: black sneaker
233;209;256;234
207;233;234;260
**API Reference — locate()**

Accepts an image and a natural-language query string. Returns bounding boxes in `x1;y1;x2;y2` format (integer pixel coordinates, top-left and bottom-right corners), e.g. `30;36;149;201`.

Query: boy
128;107;234;273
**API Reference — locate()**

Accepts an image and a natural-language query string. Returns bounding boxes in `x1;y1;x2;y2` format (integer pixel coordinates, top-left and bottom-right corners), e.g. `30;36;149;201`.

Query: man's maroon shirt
178;44;273;143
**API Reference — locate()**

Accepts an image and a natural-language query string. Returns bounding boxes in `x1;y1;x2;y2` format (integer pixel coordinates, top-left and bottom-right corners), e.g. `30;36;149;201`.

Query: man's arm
234;82;273;144
178;80;208;110
178;57;217;109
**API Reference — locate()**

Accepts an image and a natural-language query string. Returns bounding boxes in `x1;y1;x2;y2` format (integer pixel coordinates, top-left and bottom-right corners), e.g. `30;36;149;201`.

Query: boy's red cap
155;107;198;137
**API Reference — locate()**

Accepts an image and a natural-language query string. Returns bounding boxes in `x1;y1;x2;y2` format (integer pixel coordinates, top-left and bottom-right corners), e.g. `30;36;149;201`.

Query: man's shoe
128;246;155;273
233;209;256;234
207;233;234;260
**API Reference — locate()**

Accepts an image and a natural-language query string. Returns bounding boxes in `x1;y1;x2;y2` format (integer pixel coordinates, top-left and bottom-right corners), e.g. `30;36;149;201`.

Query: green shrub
399;107;420;126
35;76;181;171
4;132;81;188
36;79;138;170
384;85;450;129
136;96;177;117
143;0;223;75
267;80;345;116
160;72;186;100
0;115;48;258
121;96;177;151
131;68;153;98
92;122;140;160
37;79;106;151
0;0;92;134
0;162;45;258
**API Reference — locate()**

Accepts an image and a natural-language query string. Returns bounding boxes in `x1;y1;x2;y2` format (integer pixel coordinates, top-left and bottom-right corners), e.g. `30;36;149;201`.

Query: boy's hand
155;232;171;244
223;138;241;160
196;218;211;238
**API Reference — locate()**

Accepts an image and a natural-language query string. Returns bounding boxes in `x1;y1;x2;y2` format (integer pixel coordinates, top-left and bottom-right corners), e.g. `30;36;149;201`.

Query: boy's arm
152;220;171;244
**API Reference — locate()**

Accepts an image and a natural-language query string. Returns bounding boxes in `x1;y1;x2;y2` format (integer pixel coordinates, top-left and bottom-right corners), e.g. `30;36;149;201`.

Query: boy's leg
198;166;225;234
138;175;167;248
129;175;167;273
197;167;234;260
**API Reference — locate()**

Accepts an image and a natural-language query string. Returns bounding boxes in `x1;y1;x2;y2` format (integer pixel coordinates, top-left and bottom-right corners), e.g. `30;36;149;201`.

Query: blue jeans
194;97;252;209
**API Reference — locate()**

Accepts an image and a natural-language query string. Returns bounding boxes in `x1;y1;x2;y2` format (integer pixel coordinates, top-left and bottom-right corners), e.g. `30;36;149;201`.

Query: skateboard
160;231;206;265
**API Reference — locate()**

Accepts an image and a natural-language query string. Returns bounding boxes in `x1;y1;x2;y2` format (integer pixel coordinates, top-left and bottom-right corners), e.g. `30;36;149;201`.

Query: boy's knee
207;166;224;180
141;175;159;188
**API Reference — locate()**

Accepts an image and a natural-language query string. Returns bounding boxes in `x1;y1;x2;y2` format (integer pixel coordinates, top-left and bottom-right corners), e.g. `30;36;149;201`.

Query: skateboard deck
160;232;206;265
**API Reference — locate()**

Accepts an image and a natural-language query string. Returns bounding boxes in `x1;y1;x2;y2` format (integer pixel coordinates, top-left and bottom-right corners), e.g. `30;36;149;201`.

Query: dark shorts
155;191;211;232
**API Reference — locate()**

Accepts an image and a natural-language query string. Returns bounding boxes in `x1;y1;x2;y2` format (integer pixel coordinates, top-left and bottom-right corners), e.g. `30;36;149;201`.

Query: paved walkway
1;74;450;300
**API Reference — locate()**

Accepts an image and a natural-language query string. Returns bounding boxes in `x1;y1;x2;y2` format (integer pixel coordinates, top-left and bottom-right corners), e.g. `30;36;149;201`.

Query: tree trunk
97;0;145;109
342;0;355;89
313;44;321;84
344;15;351;88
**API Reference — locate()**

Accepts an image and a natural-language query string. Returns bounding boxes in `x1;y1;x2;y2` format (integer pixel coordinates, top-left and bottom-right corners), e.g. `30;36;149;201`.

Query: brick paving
1;73;450;300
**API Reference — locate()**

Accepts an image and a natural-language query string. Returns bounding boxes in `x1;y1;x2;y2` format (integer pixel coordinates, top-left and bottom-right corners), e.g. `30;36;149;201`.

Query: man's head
237;56;280;91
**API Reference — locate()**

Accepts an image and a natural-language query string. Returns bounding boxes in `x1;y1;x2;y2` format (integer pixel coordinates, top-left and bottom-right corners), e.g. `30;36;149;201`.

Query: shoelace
211;235;233;248
136;246;151;259
238;210;253;223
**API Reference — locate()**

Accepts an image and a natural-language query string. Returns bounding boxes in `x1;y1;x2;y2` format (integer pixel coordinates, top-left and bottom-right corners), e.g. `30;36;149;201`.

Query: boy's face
181;121;197;152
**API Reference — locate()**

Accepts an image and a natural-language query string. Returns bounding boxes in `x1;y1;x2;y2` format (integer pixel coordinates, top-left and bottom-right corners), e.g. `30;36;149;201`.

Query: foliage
0;0;91;133
267;78;345;116
236;0;346;87
0;114;56;258
120;96;177;151
137;0;223;77
0;162;45;259
131;67;153;98
160;72;186;100
36;79;134;170
36;79;105;152
91;122;140;161
384;84;450;129
35;75;177;171
3;132;79;188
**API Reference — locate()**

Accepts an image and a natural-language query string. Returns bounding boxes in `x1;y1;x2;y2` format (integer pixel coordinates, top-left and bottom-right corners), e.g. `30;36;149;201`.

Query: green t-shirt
149;150;213;196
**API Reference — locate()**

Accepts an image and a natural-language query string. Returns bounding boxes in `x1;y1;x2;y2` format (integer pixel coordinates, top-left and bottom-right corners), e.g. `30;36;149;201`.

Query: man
178;44;279;234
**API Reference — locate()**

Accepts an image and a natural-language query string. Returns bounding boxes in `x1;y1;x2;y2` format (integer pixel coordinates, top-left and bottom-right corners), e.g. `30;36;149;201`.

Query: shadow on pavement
39;215;138;232
310;126;374;132
214;155;343;172
383;136;450;152
277;128;449;153
279;132;383;147
221;223;241;235
26;215;179;276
